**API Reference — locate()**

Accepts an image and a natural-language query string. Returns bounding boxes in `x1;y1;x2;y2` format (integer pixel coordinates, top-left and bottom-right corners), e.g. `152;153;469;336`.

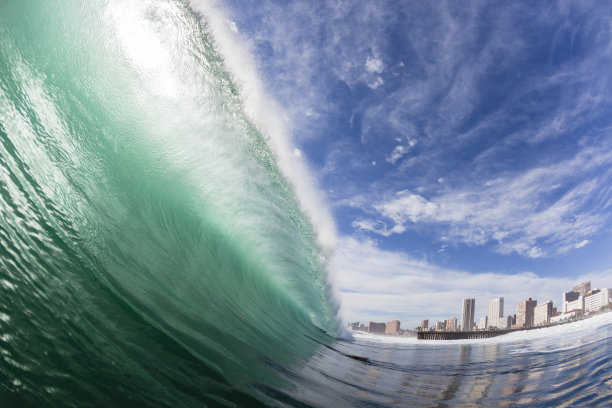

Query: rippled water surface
284;314;612;407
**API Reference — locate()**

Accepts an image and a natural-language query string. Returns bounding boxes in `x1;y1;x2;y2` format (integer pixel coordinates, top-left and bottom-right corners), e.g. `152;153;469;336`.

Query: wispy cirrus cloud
352;146;612;257
224;0;612;263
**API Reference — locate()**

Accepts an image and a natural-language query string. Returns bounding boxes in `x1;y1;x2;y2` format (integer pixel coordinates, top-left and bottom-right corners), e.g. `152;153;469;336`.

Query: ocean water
1;1;611;407
324;313;612;407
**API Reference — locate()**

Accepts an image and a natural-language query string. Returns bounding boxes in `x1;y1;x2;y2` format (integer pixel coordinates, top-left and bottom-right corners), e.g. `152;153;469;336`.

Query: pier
417;329;517;340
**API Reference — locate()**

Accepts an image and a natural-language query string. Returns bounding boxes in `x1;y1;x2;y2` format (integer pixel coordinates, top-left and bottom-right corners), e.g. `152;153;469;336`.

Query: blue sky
216;0;612;327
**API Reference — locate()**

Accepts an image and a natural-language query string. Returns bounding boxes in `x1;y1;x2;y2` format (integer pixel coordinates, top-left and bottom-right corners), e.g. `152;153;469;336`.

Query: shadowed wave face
0;0;338;406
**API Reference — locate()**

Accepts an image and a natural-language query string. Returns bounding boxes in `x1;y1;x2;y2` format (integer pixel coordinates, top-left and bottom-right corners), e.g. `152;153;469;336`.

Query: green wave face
0;0;338;405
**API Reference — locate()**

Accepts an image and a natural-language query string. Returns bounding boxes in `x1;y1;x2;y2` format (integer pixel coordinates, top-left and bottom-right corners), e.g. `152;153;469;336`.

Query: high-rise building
368;322;386;334
462;298;475;331
562;289;587;313
446;317;458;331
435;320;447;331
478;316;488;330
563;291;580;303
563;290;580;308
565;296;584;313
534;301;554;326
385;320;400;335
420;319;429;329
487;297;504;328
347;322;360;330
495;315;512;329
515;298;537;328
572;281;591;297
585;288;612;312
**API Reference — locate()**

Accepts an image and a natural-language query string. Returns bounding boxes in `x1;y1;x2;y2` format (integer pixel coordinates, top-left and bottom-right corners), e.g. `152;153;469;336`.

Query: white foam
187;0;337;257
339;328;355;341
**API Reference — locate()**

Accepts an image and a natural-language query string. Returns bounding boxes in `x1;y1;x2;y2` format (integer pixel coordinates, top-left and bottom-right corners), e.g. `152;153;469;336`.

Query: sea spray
0;0;338;405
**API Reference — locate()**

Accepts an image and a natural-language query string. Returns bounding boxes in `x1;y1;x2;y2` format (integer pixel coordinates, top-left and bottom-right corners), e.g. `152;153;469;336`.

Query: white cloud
386;139;416;164
354;147;612;258
331;237;612;328
216;0;397;142
367;77;384;89
575;239;590;249
365;57;384;73
387;145;409;164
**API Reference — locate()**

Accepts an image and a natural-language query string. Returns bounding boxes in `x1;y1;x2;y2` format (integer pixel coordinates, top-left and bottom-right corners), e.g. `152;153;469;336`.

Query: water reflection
284;319;612;407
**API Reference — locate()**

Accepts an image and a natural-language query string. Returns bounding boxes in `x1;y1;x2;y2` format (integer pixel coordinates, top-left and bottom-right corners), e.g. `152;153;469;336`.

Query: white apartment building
562;291;580;313
534;301;554;326
585;289;612;312
564;296;584;313
487;297;504;328
494;315;511;329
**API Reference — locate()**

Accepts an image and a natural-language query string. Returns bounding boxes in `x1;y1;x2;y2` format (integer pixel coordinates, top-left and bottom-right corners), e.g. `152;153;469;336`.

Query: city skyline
348;282;611;329
351;280;611;331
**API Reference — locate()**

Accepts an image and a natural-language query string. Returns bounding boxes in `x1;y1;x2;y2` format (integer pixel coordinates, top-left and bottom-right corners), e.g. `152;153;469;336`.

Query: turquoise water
2;1;612;407
0;0;337;405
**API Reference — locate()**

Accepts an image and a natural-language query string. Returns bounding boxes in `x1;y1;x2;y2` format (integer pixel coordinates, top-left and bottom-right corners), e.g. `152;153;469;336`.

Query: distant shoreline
416;308;612;340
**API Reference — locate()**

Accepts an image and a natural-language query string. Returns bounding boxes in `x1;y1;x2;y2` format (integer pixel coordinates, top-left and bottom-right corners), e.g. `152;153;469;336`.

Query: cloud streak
224;1;612;257
353;146;612;257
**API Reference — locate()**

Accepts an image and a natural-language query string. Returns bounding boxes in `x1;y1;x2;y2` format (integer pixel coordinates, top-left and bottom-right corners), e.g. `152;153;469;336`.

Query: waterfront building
515;298;537;328
550;309;582;324
435;320;447;331
368;322;386;334
572;281;591;297
347;322;360;330
462;298;476;331
487;297;504;328
584;289;612;313
565;296;584;313
494;315;511;329
447;317;458;331
562;291;580;312
385;320;400;335
478;316;488;330
534;301;554;326
563;291;580;302
420;319;429;329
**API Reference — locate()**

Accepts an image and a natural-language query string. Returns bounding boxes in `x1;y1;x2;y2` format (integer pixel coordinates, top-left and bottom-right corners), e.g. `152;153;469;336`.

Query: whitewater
1;0;611;407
